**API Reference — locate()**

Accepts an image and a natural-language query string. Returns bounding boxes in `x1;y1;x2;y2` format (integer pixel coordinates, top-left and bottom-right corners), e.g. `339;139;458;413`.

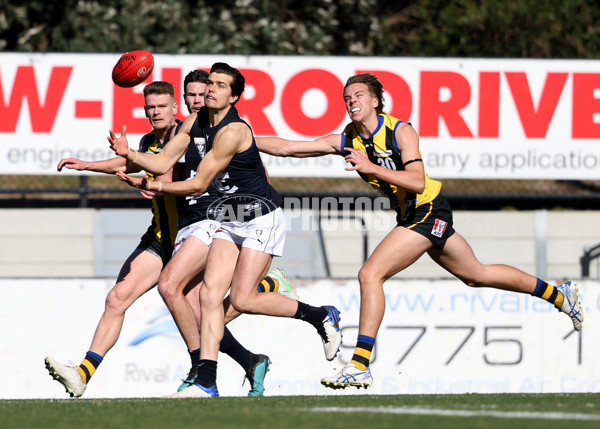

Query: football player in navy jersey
45;77;290;399
155;69;298;396
256;72;584;390
109;63;343;398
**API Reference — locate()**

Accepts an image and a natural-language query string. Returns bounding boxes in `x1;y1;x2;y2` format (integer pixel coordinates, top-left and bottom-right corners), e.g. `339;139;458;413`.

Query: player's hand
116;171;151;190
344;148;376;174
107;125;131;158
140;189;157;199
57;158;85;172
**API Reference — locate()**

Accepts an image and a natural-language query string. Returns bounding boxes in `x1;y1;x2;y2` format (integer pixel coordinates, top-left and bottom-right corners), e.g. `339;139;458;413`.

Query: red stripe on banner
75;100;103;118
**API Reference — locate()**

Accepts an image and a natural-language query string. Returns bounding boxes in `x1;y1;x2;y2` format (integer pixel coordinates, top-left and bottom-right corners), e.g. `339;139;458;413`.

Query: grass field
2;393;599;429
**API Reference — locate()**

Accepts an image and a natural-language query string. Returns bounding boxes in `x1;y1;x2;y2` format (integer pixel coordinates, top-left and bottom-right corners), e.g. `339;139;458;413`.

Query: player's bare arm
115;166;176;196
256;134;341;158
142;165;176;199
344;122;425;194
119;122;247;196
108;114;195;175
57;156;132;174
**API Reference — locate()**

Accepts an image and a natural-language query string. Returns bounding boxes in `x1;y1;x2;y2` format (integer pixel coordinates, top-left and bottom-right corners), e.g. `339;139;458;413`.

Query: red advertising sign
1;54;599;178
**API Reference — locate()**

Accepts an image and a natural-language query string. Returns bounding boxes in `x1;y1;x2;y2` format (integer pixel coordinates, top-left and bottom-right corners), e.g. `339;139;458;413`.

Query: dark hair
209;62;245;105
184;69;209;92
344;73;385;114
143;81;174;99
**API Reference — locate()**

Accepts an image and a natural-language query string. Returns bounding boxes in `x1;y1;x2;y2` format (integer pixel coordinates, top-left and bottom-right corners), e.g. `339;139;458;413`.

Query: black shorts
396;192;455;248
136;226;173;266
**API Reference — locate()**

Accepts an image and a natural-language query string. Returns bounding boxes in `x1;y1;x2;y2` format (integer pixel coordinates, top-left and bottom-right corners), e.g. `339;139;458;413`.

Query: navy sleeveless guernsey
175;117;221;228
196;106;282;222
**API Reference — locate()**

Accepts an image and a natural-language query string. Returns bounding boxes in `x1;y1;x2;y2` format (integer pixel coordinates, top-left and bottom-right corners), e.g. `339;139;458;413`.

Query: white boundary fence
2;278;597;399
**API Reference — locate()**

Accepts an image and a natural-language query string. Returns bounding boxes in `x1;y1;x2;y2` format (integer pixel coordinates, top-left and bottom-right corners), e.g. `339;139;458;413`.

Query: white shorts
173;219;221;254
214;208;286;256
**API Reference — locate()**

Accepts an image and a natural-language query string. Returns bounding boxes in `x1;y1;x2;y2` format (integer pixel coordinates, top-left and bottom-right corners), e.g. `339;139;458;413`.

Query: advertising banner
1;278;597;399
1;54;600;178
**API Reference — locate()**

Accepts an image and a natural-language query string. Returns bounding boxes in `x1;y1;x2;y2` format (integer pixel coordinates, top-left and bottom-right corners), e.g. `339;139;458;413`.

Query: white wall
3;278;597;399
0;209;96;276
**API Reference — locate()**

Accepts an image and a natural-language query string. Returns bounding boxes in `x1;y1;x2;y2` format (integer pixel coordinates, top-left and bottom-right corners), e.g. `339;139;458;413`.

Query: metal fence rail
581;243;600;279
1;177;600;211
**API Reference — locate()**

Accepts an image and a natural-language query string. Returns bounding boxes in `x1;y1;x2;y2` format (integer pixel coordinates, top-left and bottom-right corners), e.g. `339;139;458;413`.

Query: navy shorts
396;192;455;248
136;226;173;265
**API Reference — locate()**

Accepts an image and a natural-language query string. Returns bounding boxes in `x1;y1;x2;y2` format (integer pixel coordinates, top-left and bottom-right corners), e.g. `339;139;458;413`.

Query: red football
112;50;154;88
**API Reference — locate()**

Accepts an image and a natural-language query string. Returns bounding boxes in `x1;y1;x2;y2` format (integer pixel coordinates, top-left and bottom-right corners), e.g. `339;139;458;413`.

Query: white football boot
321;363;373;389
316;306;342;361
166;383;219;398
44;356;86;398
267;268;299;300
557;280;584;331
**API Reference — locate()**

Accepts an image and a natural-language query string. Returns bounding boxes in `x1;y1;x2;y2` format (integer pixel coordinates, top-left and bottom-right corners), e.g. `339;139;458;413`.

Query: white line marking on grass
311;406;600;421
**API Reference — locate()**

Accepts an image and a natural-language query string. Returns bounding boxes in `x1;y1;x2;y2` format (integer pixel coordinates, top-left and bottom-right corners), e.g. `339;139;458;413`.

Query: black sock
219;327;251;371
189;349;200;368
195;359;217;388
293;301;327;325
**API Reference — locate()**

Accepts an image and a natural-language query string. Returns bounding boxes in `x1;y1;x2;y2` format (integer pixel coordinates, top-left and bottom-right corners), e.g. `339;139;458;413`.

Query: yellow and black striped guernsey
139;133;179;250
342;114;442;220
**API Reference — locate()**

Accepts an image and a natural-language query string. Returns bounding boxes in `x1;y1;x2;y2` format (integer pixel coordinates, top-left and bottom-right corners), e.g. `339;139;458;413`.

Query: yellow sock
350;335;375;370
78;352;102;384
533;279;563;310
258;276;278;293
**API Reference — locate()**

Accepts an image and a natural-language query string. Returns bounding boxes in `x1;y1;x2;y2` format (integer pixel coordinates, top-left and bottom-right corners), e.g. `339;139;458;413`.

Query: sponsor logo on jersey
431;219;447;238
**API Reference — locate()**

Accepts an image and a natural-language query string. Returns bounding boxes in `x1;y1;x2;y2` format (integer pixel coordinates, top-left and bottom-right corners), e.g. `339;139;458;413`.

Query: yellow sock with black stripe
350;335;375;371
532;278;563;310
77;351;103;384
257;276;278;293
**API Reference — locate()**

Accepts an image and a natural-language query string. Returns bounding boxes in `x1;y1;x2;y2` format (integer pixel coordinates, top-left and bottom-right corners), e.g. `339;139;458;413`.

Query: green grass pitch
2;393;599;429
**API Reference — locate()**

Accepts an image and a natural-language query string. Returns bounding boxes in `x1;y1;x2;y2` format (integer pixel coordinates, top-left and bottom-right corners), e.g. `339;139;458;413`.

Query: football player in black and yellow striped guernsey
45;81;183;398
256;72;583;390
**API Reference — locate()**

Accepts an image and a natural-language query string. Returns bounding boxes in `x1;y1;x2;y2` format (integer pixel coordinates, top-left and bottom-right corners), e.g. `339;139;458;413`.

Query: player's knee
228;294;250;313
199;284;222;310
105;288;129;315
157;280;176;303
358;264;381;286
358;265;370;284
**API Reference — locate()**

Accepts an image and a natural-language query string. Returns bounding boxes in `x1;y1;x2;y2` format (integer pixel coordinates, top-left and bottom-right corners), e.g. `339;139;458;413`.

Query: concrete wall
318;210;600;281
0;208;598;280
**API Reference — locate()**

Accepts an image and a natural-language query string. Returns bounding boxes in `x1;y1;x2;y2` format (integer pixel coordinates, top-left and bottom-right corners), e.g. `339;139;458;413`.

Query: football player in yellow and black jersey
45;81;181;398
256;72;583;390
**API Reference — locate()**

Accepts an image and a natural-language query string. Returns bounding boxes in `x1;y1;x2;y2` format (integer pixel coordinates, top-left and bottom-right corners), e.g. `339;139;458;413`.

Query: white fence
2;278;597;399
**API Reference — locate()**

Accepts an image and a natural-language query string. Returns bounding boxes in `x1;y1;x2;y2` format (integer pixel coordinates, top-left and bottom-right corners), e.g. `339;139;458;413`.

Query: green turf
2;394;599;429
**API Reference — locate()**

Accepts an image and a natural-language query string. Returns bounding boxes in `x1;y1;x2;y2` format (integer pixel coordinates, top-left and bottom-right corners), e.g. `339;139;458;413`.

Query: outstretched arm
57;156;138;174
256;134;342;158
118;122;247;196
108;116;194;175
